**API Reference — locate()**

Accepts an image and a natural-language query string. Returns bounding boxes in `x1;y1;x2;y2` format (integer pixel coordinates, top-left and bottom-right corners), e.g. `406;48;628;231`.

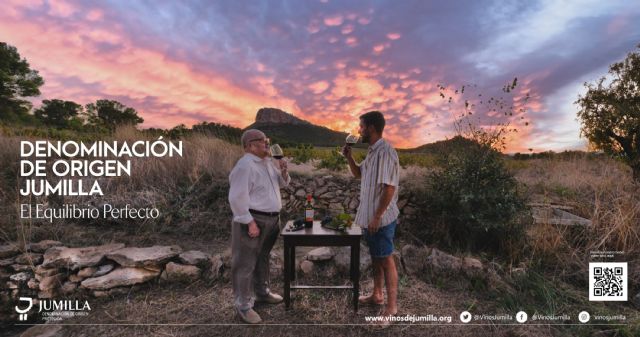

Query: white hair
241;129;265;148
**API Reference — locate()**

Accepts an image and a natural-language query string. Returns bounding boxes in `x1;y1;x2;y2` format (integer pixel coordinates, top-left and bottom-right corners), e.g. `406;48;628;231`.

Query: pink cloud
341;24;354;35
86;9;104;21
48;0;76;17
323;15;343;27
386;33;401;40
0;10;298;129
357;17;371;25
308;81;330;94
345;36;358;46
373;43;388;54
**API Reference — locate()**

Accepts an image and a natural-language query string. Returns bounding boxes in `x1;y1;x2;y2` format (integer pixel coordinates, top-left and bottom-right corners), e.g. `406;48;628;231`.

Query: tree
576;45;640;181
34;99;82;128
0;42;44;122
85;99;143;131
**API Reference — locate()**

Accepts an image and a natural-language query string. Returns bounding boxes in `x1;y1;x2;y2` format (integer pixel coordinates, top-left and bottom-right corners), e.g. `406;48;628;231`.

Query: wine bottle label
305;210;314;220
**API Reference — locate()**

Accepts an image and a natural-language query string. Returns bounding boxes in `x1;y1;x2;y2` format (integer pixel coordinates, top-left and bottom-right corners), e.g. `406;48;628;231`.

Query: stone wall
0;241;223;322
281;174;419;222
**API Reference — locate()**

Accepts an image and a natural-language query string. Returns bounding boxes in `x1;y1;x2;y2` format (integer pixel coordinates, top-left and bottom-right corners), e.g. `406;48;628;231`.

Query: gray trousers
231;213;280;310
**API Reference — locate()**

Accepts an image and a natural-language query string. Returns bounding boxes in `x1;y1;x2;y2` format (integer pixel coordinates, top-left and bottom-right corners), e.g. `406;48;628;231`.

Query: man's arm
228;164;260;237
342;145;361;178
367;184;396;233
375;184;396;219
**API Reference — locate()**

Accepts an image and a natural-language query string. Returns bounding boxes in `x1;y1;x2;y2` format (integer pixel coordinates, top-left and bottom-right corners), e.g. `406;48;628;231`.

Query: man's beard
361;132;370;143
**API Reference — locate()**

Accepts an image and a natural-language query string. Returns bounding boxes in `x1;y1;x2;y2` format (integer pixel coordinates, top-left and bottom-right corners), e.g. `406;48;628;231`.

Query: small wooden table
281;220;362;311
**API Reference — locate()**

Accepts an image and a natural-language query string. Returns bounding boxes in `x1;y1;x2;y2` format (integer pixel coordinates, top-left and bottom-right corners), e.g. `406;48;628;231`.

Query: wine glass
339;134;359;157
345;134;359;146
270;144;284;160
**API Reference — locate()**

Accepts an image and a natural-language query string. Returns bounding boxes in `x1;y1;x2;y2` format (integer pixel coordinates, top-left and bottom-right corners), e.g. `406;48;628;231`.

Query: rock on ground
80;267;160;290
162;262;201;282
178;250;210;266
106;245;182;268
306;247;334;261
42;243;125;270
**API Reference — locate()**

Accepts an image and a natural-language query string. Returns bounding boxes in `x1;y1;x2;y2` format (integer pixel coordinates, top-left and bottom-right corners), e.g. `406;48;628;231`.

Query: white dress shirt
228;153;291;224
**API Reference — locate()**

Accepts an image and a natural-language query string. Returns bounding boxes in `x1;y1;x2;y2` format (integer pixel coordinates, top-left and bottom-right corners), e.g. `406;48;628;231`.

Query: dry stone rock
12;264;32;272
178;250;210;266
0;244;20;258
425;248;462;272
39;273;66;291
306;247;334;261
77;267;97;278
10;272;31;283
320;192;336;199
68;274;84;283
163;262;200;282
35;265;59;277
463;257;483;271
299;260;314;275
313;186;329;198
42;243;125;270
16;253;43;265
329;202;344;211
0;257;15;267
106;245;181;268
28;278;39;289
81;267;159;290
27;240;63;253
348;198;359;210
94;264;115;277
60;281;77;294
400;244;428;274
334;244;371;275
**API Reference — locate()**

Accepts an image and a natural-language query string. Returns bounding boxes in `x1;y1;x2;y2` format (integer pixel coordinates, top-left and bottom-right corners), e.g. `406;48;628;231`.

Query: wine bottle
304;194;314;228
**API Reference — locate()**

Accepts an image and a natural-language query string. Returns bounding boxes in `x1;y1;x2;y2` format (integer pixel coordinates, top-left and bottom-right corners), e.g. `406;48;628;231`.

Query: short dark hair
360;111;385;134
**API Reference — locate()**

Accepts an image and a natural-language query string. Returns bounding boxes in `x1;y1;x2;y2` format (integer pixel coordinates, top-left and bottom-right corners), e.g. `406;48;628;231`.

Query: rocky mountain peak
255;107;309;125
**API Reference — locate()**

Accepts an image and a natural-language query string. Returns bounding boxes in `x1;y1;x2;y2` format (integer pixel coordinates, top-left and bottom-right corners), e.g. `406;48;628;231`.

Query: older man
342;111;400;324
228;129;290;324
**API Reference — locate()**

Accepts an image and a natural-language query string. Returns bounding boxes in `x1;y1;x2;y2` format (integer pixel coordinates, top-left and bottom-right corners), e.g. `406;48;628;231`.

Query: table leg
351;241;360;312
290;245;296;282
284;242;291;309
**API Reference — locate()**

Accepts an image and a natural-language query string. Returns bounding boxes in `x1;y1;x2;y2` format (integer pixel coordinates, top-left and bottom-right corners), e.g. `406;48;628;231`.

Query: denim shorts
363;220;397;258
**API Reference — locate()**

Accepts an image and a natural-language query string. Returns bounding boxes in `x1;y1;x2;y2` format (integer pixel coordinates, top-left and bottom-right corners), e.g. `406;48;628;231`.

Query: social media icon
460;311;472;323
579;311;590;323
516;311;528;323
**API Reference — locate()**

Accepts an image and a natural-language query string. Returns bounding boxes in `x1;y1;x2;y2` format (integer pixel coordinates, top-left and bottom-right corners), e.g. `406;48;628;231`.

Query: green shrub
413;140;531;259
315;147;347;171
290;143;314;164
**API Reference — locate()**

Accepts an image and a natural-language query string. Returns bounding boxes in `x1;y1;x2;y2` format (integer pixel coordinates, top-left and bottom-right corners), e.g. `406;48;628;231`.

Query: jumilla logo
15;297;91;321
15;297;33;321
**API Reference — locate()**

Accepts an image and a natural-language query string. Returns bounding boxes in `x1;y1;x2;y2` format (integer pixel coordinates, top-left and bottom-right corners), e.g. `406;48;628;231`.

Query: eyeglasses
248;137;270;145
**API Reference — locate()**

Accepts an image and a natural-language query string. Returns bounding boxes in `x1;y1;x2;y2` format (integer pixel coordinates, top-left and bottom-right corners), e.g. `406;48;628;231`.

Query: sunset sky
1;0;639;151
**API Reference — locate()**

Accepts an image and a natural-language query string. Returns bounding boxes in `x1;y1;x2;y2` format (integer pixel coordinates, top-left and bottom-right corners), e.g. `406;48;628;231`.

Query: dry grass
1;125;244;246
514;155;640;284
515;155;639;253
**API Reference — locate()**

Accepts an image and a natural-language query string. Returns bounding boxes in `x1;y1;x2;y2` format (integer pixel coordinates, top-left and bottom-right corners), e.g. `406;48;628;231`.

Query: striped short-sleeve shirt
354;138;400;228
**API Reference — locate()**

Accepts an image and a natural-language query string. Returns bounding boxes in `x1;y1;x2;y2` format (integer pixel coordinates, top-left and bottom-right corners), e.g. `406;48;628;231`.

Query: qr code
589;262;627;301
